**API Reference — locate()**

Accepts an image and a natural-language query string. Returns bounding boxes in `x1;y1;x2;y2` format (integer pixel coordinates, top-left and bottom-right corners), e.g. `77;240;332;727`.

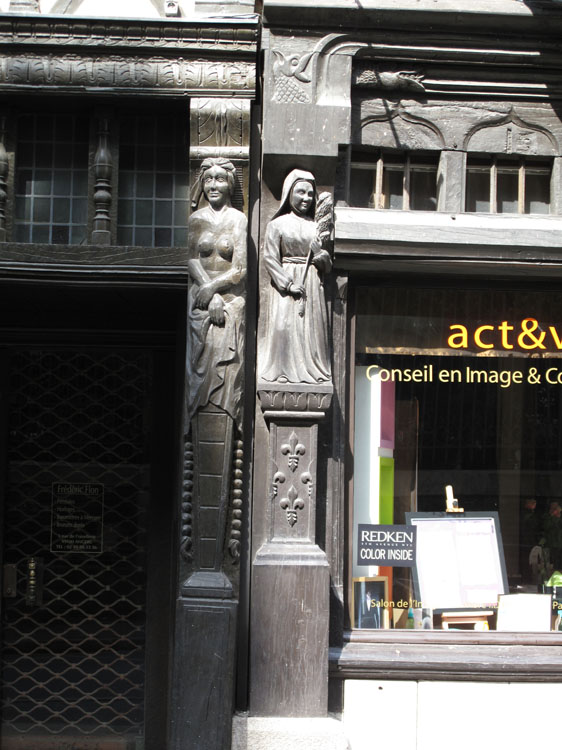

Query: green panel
379;456;395;525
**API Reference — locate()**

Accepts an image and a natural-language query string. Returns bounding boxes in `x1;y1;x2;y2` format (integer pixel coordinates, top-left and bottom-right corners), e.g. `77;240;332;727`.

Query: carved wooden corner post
169;97;250;750
251;388;332;716
251;172;334;716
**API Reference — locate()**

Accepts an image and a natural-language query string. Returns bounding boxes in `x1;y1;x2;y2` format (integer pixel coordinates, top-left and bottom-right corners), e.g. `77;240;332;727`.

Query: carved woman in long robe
186;158;246;424
260;169;332;384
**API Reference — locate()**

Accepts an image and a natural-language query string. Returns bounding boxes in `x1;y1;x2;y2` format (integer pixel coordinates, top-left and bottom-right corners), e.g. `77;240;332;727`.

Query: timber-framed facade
2;2;562;750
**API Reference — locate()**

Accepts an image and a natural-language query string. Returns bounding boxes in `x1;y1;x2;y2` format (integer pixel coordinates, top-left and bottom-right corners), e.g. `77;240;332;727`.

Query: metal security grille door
0;349;152;749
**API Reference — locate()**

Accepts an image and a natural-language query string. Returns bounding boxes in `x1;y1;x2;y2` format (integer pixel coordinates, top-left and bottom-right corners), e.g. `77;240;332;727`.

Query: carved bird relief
271;50;314;103
354;68;426;93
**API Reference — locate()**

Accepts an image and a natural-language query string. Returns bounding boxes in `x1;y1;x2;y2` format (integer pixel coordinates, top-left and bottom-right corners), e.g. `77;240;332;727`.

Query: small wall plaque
51;482;104;554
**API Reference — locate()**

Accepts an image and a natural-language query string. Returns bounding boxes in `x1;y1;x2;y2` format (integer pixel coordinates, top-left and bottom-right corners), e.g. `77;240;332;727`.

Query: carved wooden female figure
186;158;247;424
260;169;332;384
182;157;247;584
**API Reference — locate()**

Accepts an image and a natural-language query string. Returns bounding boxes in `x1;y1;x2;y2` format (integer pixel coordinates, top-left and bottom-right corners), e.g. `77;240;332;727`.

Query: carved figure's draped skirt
260;256;331;384
186;288;245;425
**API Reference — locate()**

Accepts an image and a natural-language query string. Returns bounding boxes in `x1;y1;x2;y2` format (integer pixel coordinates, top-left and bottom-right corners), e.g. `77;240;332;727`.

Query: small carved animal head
272;50;313;83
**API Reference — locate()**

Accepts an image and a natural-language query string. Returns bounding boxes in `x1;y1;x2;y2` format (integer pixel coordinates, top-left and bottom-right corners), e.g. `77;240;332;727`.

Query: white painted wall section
344;679;562;750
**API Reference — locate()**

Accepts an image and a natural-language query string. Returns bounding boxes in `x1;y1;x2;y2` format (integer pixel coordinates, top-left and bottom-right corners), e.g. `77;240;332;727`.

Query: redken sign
357;524;417;567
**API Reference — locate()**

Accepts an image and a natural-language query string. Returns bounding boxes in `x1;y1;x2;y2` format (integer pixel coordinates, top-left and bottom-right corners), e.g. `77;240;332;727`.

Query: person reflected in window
520;497;540;584
543;501;562;576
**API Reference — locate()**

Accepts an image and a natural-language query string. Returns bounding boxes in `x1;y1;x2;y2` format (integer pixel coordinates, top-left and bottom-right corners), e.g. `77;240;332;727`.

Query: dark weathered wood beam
264;0;562;37
0;245;188;285
330;635;562;682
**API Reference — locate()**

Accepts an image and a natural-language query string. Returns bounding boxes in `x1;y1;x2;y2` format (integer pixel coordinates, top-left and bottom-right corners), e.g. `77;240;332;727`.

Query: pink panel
379;379;395;450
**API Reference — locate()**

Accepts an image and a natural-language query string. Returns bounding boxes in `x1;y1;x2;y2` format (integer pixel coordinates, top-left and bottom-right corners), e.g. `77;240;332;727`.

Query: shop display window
352;286;562;632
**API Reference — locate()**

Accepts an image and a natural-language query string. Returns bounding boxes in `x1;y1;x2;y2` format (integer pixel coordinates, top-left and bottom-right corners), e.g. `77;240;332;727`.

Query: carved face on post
202;164;233;210
289;179;314;217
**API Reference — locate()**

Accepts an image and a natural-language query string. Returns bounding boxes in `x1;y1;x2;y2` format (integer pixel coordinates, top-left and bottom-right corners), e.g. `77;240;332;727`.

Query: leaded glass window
14;114;89;245
117;115;189;247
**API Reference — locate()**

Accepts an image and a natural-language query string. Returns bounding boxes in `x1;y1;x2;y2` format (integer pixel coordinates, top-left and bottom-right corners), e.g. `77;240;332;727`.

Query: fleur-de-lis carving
301;471;313;498
280;485;304;527
281;431;306;472
272;469;286;498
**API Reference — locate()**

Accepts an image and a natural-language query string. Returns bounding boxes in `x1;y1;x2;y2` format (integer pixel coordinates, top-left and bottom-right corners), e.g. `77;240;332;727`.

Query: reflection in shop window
353;287;562;632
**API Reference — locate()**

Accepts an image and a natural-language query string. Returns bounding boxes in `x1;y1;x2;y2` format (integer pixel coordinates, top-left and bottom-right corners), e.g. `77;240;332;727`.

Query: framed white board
405;512;508;612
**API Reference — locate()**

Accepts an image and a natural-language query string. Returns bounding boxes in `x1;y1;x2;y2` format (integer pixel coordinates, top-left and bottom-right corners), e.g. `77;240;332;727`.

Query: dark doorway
0;306;179;750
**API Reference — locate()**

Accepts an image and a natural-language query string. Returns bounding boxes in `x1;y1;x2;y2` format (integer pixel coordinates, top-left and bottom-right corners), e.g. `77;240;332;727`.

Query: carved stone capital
257;382;333;417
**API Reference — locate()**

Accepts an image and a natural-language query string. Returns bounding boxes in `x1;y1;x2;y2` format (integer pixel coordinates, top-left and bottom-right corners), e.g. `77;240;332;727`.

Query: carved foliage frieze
0;55;255;94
